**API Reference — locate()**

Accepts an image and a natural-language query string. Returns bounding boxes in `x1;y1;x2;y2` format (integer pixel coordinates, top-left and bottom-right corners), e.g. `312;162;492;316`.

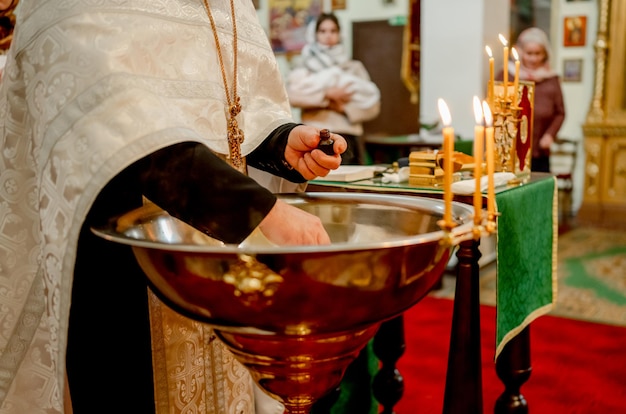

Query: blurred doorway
510;0;552;42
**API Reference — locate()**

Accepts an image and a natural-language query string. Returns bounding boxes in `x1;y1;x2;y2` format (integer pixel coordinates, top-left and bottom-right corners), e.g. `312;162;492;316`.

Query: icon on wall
563;16;586;47
269;0;322;53
563;58;583;82
331;0;347;10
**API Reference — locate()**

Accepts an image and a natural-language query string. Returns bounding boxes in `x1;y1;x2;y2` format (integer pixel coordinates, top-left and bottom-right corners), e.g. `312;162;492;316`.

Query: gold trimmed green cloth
494;174;558;358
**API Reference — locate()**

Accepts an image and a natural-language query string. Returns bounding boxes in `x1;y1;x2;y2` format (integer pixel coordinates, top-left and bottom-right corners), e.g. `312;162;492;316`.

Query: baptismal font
93;188;499;413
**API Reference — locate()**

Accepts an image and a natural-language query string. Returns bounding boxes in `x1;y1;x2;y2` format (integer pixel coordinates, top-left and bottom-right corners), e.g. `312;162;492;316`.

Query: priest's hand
284;125;347;180
259;199;331;245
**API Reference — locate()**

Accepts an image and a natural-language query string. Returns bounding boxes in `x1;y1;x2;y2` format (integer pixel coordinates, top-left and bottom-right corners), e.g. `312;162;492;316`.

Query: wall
553;0;597;212
256;0;599;211
419;0;498;136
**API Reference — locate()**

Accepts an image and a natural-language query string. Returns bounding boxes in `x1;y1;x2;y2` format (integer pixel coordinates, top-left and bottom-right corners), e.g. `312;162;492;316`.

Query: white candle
473;96;484;225
482;101;495;218
438;98;454;227
499;34;509;101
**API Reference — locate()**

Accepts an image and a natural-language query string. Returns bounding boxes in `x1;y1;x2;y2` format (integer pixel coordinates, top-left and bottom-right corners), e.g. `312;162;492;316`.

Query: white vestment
0;0;294;412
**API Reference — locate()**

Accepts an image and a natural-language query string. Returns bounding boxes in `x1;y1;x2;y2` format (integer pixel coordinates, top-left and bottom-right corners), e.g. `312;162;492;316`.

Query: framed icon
563;58;583;82
269;0;322;53
563;16;587;47
332;0;347;10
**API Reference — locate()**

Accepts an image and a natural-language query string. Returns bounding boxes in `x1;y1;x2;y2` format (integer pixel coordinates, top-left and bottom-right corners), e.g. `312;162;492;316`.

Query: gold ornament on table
487;38;534;184
492;83;520;172
490;80;534;184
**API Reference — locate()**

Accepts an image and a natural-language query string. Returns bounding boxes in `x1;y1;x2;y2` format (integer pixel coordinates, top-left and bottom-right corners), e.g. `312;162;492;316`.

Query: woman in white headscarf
287;13;380;165
0;1;346;413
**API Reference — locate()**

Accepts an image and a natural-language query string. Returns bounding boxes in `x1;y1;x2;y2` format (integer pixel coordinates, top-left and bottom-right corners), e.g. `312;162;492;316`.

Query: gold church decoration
487;35;534;184
401;0;421;104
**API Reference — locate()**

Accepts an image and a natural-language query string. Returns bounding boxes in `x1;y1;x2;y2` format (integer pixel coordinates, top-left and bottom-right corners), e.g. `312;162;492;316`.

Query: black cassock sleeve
69;127;307;412
90;123;305;244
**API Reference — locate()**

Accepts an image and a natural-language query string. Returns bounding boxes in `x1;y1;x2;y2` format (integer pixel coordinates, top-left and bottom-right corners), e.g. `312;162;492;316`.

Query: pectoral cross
227;99;246;173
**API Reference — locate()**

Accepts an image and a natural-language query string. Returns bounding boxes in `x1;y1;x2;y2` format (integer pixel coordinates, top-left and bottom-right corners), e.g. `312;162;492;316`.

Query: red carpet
394;296;626;413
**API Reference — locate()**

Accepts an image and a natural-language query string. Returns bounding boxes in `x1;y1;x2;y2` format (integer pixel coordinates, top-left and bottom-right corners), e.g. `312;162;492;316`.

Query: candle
482;101;495;217
511;47;520;105
437;98;454;227
473;96;484;225
499;34;509;101
485;45;494;107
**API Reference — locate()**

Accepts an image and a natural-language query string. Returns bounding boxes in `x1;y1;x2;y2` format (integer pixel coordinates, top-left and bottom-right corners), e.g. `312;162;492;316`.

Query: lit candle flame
498;33;508;46
437;98;451;126
473;96;484;124
482;101;493;127
485;45;493;58
511;47;519;61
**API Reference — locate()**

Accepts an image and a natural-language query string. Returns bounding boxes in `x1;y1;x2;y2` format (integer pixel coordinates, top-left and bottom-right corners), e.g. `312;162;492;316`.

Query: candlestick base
438;214;497;247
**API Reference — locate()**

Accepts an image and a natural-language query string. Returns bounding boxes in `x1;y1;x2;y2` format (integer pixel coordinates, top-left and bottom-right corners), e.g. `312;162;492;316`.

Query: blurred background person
287;12;380;165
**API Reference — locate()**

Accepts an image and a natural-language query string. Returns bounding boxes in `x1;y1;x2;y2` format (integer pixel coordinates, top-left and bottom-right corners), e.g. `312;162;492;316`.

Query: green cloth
454;139;474;156
494;175;558;357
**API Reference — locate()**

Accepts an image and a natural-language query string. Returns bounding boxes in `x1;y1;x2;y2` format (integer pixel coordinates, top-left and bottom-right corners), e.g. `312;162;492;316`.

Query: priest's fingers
296;151;341;180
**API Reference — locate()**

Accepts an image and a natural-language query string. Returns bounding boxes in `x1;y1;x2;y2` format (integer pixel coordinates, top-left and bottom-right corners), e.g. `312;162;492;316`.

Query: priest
0;0;347;413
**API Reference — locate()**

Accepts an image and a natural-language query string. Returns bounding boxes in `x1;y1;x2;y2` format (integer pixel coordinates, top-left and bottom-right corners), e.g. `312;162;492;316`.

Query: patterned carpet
433;225;626;327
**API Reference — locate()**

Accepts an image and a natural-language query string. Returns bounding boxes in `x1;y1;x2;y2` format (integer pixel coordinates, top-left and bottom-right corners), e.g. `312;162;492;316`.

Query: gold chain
203;0;246;172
